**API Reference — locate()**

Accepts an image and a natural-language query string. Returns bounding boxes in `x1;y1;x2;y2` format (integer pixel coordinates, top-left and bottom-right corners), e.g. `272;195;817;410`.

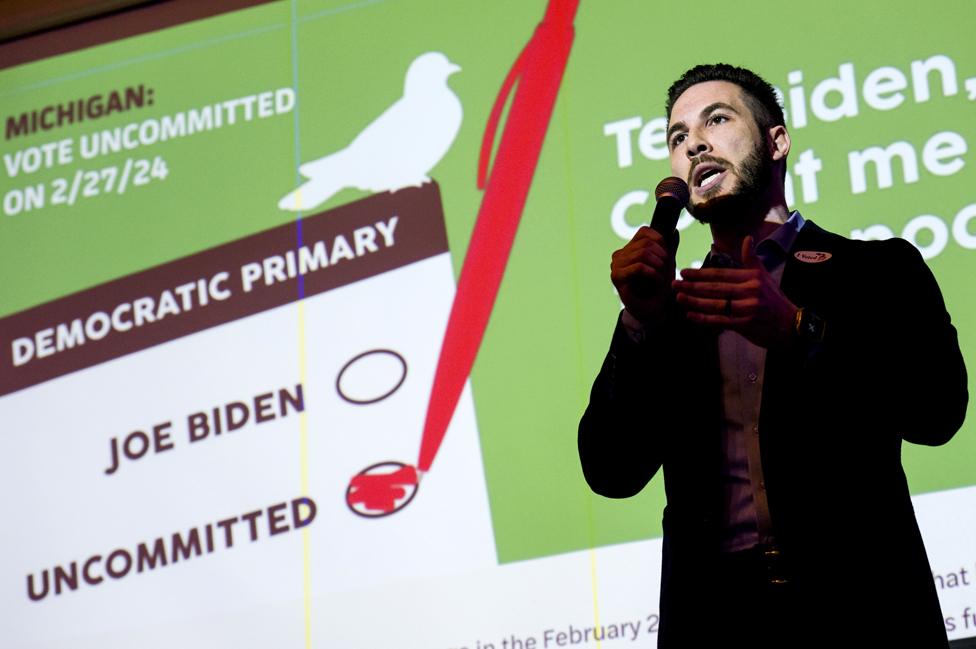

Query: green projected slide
1;1;974;647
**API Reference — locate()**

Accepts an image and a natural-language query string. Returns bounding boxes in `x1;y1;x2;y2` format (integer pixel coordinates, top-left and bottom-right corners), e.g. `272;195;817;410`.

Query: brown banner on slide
0;1;278;71
0;183;449;397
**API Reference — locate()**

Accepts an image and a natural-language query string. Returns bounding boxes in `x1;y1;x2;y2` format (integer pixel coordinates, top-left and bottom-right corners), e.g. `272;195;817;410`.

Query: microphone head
654;176;689;205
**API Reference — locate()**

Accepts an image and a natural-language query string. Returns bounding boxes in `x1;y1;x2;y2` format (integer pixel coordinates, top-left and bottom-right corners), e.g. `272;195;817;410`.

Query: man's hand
610;226;676;326
672;236;798;350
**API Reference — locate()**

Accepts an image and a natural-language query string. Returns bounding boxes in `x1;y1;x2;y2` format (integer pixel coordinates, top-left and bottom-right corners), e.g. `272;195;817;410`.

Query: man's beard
686;142;772;225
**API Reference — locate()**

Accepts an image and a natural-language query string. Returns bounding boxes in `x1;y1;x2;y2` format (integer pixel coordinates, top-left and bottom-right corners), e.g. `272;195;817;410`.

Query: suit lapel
761;220;844;460
780;220;843;310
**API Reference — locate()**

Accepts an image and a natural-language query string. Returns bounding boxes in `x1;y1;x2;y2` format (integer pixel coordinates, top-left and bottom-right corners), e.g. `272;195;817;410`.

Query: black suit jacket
579;221;968;646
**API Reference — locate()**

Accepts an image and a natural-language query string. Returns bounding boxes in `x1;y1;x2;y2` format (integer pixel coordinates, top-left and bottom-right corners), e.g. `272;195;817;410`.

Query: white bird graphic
279;52;463;212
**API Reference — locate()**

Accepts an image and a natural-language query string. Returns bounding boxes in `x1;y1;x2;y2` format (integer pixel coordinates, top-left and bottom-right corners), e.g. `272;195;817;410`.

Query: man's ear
768;124;790;162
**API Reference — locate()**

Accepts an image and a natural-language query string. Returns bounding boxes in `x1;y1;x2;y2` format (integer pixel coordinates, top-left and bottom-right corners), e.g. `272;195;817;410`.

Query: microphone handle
650;195;682;237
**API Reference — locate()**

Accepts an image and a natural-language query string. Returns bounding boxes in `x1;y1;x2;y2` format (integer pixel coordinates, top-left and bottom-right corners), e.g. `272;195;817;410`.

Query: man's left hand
672;236;798;350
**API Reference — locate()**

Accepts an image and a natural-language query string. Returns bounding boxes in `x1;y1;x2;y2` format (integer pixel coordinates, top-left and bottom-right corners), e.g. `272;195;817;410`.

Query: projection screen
1;1;974;646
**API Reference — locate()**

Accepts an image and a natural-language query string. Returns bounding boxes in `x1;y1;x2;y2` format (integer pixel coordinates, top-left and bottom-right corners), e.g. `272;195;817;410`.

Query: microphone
649;176;689;236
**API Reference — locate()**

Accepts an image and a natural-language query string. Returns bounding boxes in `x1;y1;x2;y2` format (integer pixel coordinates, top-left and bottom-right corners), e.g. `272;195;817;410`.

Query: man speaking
578;64;968;647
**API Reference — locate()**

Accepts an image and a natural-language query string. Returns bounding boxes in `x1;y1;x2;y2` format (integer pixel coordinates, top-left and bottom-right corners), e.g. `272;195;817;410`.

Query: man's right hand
610;226;676;327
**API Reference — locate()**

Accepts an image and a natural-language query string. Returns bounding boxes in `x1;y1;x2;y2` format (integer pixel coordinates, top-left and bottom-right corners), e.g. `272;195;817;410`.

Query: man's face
667;80;771;222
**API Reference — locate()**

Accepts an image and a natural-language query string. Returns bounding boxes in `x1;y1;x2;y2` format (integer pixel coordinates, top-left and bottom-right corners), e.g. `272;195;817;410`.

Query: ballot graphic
0;183;497;643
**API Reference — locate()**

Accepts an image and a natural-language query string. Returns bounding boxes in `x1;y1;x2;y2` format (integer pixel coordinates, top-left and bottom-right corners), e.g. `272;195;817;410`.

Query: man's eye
671;133;686;147
709;114;729;125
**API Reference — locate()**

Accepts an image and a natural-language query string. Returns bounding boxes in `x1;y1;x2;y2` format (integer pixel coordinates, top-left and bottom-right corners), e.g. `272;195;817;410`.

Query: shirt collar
758;210;805;258
707;211;805;269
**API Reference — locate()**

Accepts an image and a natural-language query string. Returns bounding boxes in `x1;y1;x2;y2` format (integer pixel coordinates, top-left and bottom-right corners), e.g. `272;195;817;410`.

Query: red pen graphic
347;0;579;516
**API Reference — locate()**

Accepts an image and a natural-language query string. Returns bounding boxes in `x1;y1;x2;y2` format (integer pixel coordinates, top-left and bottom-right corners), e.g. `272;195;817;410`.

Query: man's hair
665;63;785;133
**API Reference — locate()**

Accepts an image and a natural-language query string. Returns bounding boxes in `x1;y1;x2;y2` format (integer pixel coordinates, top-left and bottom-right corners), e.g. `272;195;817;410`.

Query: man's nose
685;130;710;158
685;136;712;158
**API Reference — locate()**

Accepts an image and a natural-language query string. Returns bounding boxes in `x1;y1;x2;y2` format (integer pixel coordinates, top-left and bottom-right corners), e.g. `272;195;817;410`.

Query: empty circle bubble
336;349;407;405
